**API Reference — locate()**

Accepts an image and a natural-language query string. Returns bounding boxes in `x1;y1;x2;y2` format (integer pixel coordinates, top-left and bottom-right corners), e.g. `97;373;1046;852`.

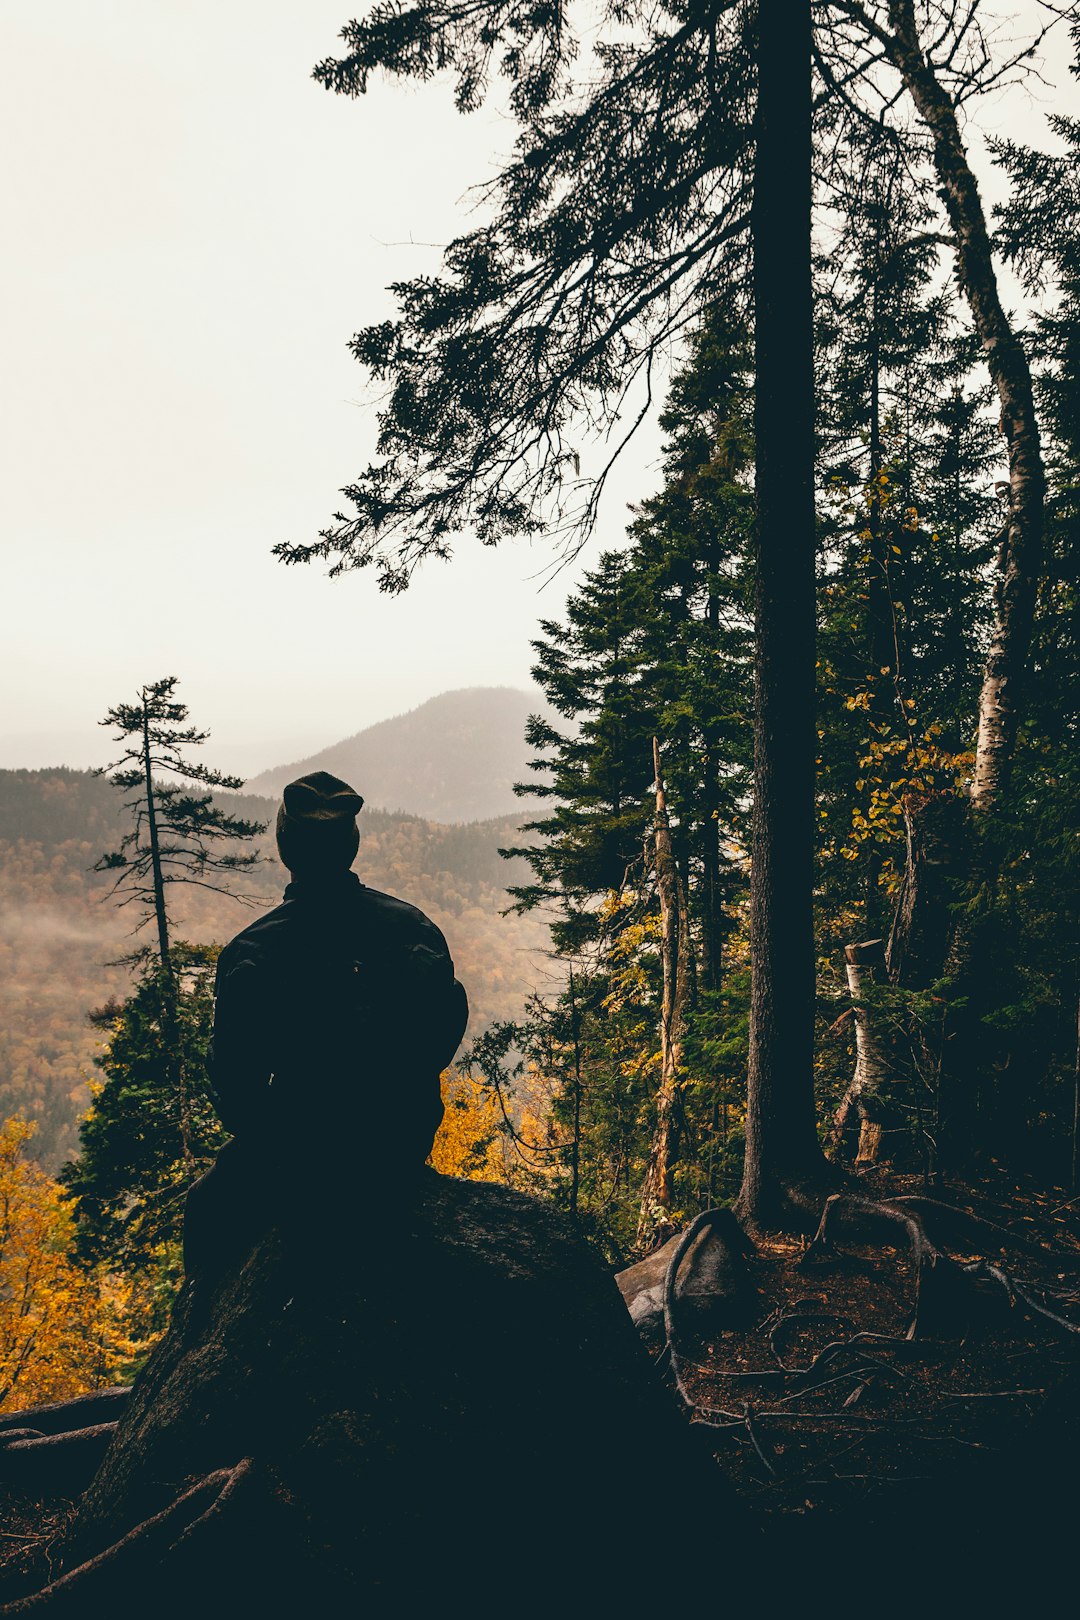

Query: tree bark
143;691;191;1163
883;0;1046;811
567;968;583;1218
735;0;834;1229
1071;994;1080;1194
864;243;897;934
699;534;725;993
886;790;965;991
827;939;890;1164
637;738;691;1247
142;696;171;971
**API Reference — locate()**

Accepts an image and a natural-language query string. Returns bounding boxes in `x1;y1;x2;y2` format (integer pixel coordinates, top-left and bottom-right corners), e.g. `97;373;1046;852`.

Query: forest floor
669;1161;1080;1543
0;1496;75;1594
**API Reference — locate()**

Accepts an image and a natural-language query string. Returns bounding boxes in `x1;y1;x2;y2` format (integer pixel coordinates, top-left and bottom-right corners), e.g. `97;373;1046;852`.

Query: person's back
185;771;468;1274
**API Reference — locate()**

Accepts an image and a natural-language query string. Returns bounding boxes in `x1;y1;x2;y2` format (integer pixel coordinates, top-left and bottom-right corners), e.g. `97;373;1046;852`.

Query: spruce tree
96;676;264;966
65;680;267;1273
61;945;226;1271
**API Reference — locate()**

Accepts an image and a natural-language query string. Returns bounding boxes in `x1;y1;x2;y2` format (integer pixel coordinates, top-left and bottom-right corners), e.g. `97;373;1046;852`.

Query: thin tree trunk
142;700;171;971
700;535;724;994
886;792;965;990
864;242;904;935
568;968;582;1218
735;0;833;1230
880;791;966;1166
884;0;1046;811
143;694;191;1163
637;739;691;1247
828;940;890;1163
1071;994;1080;1194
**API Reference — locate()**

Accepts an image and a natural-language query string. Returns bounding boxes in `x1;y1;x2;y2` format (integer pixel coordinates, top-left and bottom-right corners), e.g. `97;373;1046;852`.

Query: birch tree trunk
636;739;691;1248
883;0;1046;812
832;2;1051;1168
827;940;890;1164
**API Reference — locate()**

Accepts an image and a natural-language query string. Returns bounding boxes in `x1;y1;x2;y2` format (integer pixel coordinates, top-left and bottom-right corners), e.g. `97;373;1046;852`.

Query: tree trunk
142;698;171;971
886;791;965;991
878;790;967;1175
568;968;583;1218
637;739;691;1248
1071;993;1080;1194
735;0;833;1229
699;534;725;994
864;252;896;935
828;940;890;1164
884;0;1046;812
143;694;191;1163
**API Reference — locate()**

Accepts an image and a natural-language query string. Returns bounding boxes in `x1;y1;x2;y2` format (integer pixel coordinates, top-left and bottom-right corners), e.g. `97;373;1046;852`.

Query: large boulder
616;1209;753;1349
3;1173;725;1613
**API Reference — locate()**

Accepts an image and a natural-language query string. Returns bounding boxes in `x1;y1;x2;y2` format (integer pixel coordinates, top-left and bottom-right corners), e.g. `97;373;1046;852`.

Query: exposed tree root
894;1194;1080;1269
657;1184;1080;1498
0;1463;253;1614
0;1391;130;1441
803;1192;959;1336
959;1261;1080;1338
805;1191;1080;1339
0;1426;118;1502
662;1208;754;1412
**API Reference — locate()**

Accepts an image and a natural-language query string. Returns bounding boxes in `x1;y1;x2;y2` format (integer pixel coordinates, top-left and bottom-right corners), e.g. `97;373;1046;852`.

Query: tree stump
3;1173;726;1612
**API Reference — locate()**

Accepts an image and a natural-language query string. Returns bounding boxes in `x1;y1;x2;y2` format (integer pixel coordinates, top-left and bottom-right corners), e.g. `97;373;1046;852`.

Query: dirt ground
669;1163;1080;1532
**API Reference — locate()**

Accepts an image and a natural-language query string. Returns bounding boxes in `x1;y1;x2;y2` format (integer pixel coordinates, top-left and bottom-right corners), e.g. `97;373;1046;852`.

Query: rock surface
4;1173;725;1613
616;1210;753;1348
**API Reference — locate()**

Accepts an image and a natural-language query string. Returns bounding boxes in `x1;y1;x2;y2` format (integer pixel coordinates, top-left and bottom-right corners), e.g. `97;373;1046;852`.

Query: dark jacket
207;872;468;1164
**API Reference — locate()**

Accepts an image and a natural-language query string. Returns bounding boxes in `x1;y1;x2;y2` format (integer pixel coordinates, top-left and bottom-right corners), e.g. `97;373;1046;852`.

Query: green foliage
60;945;227;1269
96;676;265;961
504;313;752;961
482;319;757;1243
282;0;761;586
466;949;665;1261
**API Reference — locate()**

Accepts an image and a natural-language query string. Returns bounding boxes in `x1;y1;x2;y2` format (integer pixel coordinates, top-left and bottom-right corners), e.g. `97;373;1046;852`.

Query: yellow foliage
838;718;971;876
429;1071;505;1181
0;1117;147;1413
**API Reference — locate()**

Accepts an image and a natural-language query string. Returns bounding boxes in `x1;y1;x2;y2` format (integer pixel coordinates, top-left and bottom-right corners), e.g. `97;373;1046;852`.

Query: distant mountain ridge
245;686;546;823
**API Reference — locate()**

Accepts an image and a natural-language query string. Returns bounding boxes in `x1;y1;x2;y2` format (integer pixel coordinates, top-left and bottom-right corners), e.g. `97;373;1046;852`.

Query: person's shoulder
217;896;293;966
356;884;449;952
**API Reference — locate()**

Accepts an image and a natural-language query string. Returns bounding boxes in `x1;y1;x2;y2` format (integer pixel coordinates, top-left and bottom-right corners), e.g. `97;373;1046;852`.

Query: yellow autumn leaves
428;1071;505;1181
0;1118;153;1413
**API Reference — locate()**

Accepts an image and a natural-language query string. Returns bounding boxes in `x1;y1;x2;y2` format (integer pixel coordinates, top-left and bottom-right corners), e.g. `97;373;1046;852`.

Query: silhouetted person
184;770;468;1279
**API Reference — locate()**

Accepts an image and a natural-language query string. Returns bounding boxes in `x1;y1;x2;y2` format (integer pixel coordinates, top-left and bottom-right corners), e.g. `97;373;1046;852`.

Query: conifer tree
96;676;264;968
65;681;267;1269
62;945;226;1271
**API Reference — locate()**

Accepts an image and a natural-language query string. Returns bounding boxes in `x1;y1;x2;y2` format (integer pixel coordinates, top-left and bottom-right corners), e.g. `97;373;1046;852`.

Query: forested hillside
0;769;544;1166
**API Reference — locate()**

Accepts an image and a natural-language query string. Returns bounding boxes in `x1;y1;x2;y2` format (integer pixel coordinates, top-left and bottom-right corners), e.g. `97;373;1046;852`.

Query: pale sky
1;2;1072;778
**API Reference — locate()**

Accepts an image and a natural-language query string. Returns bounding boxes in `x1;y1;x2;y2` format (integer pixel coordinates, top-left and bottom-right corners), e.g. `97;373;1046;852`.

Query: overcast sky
1;2;1072;778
